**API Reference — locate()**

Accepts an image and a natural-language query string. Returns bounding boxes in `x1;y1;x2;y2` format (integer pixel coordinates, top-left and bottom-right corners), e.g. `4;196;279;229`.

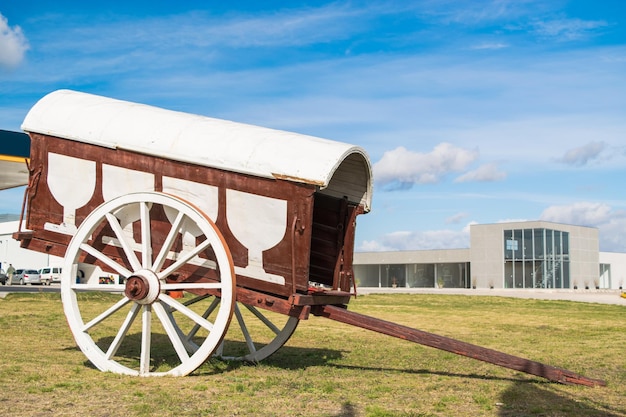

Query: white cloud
373;143;478;189
596;216;626;253
454;163;506;183
445;212;469;224
187;5;363;48
358;237;400;252
531;18;609;41
0;13;29;69
422;0;538;25
540;202;626;251
470;42;509;50
32;4;367;54
557;141;607;166
540;201;613;226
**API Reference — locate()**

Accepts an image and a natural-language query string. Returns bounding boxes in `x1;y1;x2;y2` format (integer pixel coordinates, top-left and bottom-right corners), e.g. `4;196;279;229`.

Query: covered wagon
16;89;371;376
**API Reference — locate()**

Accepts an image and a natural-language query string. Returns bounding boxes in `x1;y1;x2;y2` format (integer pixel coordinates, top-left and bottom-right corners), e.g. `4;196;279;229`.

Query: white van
39;266;62;285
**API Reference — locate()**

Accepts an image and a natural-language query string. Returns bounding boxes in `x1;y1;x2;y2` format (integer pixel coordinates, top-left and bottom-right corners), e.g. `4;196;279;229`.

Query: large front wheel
61;192;235;376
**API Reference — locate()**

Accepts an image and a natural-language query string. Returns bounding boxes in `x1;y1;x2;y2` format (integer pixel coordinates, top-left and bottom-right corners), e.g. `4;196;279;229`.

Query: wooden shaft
313;305;606;387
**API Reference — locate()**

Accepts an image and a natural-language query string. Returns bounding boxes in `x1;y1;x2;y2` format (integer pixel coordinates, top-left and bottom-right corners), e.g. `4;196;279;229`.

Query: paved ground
357;287;626;305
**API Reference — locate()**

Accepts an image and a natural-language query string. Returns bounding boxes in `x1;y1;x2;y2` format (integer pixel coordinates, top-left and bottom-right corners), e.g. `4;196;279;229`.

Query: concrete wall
469;223;505;288
599;252;626;289
567;223;599;288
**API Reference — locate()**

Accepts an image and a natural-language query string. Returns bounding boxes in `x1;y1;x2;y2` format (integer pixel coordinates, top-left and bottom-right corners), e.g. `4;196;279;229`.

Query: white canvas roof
22;90;372;211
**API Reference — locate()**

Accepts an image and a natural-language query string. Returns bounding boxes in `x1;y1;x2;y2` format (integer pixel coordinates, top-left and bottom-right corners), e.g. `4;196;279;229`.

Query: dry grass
0;292;624;417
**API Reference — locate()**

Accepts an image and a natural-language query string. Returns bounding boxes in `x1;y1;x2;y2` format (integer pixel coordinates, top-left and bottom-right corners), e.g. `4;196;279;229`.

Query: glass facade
354;262;470;288
504;228;570;288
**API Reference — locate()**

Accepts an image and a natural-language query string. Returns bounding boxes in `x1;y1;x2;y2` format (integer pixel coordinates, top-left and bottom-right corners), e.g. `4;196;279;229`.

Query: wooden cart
14;90;604;385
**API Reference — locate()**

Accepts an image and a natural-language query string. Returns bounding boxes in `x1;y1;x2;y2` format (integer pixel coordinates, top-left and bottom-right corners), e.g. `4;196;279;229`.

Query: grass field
0;292;624;417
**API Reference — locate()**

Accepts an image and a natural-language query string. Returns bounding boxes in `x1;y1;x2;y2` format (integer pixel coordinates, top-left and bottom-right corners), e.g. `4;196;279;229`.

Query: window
353;264;380;287
599;264;611;289
504;228;570;289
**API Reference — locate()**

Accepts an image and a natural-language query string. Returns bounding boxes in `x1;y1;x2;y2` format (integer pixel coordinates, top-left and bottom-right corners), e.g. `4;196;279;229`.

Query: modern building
354;221;626;290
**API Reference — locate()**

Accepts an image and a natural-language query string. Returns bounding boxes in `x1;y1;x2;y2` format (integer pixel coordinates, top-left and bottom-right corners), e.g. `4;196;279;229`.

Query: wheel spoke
153;211;185;273
140;201;152;269
139;305;152;375
106;303;141;359
156;238;212;280
186;297;220;341
79;243;133;277
244;304;281;335
161;282;223;291
162;293;210;314
234;304;256;355
154;302;190;362
105;212;142;272
82;297;132;331
182;294;212;307
159;293;214;331
164;307;199;354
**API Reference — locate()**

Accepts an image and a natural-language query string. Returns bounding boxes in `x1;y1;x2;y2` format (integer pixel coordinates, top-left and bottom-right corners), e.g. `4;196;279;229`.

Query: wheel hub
124;269;160;304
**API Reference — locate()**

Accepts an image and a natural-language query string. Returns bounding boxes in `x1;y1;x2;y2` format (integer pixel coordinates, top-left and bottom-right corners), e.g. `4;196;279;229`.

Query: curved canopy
22;90;372;211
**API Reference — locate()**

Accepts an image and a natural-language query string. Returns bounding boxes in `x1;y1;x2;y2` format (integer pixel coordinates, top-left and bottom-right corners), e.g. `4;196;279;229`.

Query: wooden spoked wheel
173;296;299;362
60;192;235;376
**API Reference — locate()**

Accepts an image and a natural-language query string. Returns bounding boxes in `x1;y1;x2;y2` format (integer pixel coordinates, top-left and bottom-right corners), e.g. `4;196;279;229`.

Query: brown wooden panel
20;134;319;299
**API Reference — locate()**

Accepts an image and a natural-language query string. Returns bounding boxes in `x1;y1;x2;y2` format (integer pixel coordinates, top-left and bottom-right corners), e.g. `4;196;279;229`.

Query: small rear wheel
222;302;299;362
174;297;299;362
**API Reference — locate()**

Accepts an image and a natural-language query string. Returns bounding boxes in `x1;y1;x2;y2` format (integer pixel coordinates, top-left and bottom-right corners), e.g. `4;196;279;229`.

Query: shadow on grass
334;403;357;417
216;343;548;385
67;335;348;375
329;363;531;384
498;381;624;417
65;337;563;385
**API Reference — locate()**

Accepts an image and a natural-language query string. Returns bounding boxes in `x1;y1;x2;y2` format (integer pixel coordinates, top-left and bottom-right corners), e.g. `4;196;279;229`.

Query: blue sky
1;1;625;252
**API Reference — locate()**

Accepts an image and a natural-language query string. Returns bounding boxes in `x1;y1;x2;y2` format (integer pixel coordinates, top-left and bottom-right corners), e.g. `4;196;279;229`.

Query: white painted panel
226;189;287;285
162;177;218;222
102;164;154;201
45;153;96;235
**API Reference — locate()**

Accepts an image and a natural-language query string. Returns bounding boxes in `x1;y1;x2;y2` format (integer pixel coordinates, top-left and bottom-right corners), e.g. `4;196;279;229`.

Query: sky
1;1;625;253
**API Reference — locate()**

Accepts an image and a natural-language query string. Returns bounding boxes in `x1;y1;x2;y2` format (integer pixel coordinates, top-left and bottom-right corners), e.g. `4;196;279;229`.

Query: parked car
39;266;62;285
13;269;42;285
0;269;7;285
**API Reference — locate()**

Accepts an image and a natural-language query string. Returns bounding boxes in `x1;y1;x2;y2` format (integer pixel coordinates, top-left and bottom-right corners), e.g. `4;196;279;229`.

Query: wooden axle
312;305;606;387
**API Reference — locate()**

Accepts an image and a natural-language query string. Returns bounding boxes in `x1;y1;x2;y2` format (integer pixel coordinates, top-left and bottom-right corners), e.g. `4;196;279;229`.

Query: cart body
17;90;372;302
